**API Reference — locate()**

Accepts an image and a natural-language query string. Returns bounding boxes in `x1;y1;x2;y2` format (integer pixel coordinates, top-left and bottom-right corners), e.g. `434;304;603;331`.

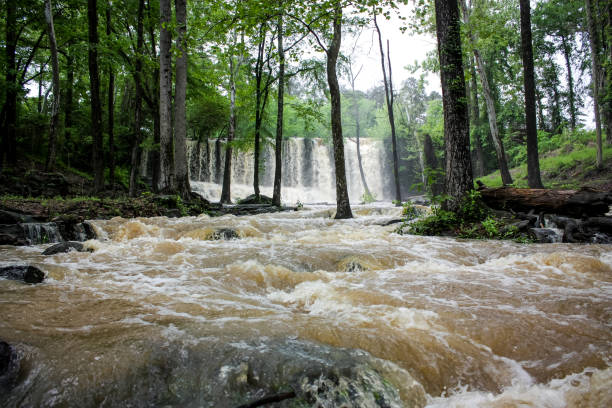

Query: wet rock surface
0;265;45;284
210;228;240;240
42;241;88;255
0;341;20;392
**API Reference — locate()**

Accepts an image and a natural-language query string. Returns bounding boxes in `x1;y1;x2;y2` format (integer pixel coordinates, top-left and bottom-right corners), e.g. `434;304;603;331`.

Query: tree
519;0;544;188
585;0;604;169
106;1;115;187
374;13;401;204
434;0;473;211
2;0;18;169
174;0;191;199
159;0;175;192
44;0;60;171
88;0;104;192
129;0;145;197
272;2;285;207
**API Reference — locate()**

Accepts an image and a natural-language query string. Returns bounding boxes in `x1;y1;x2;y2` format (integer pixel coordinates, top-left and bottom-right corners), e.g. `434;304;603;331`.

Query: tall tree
106;1;115;187
44;0;60;171
272;3;285;207
585;0;604;169
469;57;485;177
174;0;191;199
460;0;512;185
159;0;175;192
129;0;145;197
2;0;18;169
374;14;401;204
434;0;473;211
519;0;544;188
89;0;105;192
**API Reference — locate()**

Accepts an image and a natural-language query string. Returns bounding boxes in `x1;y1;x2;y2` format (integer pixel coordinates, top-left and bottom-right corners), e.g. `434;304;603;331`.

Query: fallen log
477;186;612;217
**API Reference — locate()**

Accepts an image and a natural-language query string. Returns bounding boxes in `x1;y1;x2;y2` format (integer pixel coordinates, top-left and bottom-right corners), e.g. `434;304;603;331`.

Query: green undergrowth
395;191;532;242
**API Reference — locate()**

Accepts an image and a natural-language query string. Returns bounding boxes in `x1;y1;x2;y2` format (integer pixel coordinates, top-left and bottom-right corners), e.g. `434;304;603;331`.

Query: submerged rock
211;228;240;240
42;241;88;255
0;265;45;284
529;228;562;243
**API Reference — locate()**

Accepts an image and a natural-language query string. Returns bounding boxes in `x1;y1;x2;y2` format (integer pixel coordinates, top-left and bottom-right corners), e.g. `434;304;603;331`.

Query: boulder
0;340;20;391
0;224;28;246
42;241;88;255
237;194;274;205
0;265;45;284
528;228;562;244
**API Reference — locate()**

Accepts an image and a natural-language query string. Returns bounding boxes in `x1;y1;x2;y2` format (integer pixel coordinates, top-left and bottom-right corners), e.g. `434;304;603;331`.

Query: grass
476;143;612;190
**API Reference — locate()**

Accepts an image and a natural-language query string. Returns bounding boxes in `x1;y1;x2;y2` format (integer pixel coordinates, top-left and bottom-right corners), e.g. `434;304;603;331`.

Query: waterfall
143;138;393;204
20;222;63;245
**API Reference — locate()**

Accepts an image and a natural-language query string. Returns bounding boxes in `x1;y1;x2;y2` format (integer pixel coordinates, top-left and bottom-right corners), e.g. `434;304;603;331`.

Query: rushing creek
1;204;611;407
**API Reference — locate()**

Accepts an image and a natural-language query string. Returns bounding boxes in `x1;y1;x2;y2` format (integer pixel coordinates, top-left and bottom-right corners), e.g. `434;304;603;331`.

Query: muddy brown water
1;205;610;407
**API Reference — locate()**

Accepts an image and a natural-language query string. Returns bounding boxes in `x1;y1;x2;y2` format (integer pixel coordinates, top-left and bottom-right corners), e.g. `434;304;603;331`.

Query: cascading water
1;205;611;407
182;138;392;204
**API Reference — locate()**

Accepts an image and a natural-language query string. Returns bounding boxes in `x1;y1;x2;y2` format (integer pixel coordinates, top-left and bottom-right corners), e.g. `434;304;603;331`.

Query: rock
0;224;28;246
0;265;45;284
0;210;29;224
237;194;274;205
0;340;20;391
528;228;562;243
42;241;88;255
165;208;183;218
211;228;240;240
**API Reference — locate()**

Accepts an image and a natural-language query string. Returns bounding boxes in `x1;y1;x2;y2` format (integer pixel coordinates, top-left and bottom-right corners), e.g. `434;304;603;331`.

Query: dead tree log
477;185;612;217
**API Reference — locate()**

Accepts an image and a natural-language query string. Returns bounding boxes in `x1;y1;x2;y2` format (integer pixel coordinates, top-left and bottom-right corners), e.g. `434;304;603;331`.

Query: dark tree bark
253;23;267;201
374;14;401;204
174;0;191;199
560;36;577;131
64;54;74;167
434;0;473;212
106;1;115;187
2;0;18;169
129;0;145;197
220;54;239;204
159;0;175;193
44;0;60;172
585;0;604;169
469;58;485;177
88;0;105;192
272;5;285;207
423;133;443;197
326;3;352;219
519;0;544;189
147;0;161;192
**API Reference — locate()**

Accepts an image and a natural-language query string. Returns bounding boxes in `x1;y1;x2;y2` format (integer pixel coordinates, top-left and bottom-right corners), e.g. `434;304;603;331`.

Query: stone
0;224;28;246
211;228;240;240
0;265;45;284
42;241;87;255
528;228;562;244
0;340;20;391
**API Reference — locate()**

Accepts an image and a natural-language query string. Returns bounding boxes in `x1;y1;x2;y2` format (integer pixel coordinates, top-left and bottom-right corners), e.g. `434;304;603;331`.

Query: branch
286;12;328;53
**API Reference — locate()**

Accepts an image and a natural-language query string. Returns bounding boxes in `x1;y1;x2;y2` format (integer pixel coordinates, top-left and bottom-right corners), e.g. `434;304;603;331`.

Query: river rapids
1;204;611;407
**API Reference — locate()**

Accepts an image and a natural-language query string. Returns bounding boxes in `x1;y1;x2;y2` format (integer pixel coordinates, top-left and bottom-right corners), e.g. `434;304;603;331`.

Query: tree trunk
435;0;473;212
478;186;612;218
460;0;512;186
423;133;443;196
2;0;18;169
44;0;60;172
64;54;74;167
174;0;191;199
585;0;604;169
88;0;104;192
106;2;115;187
129;0;145;197
352;84;371;199
273;5;285;207
253;23;266;201
159;0;175;193
469;57;485;177
374;15;401;204
147;0;160;192
561;35;577;131
220;56;238;204
326;3;352;219
519;0;544;189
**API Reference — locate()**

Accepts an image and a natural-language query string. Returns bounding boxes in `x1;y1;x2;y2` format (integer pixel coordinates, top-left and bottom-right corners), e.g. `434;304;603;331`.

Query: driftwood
477;185;612;217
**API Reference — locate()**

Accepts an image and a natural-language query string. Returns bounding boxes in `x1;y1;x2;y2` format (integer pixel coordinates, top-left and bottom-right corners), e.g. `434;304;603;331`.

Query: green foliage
401;200;421;220
361;191;376;204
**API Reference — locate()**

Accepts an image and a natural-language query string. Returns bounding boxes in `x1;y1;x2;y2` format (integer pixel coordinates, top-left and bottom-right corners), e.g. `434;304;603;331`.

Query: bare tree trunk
272;4;285;207
64;55;74;167
253;23;266;201
159;0;175;193
435;0;473;212
129;0;145;197
147;0;160;192
374;14;401;203
220;55;238;204
326;3;352;219
106;1;115;187
2;0;18;169
561;36;577;131
460;0;512;185
586;0;604;169
174;0;191;199
88;0;104;192
469;58;485;177
44;0;60;172
519;0;544;188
